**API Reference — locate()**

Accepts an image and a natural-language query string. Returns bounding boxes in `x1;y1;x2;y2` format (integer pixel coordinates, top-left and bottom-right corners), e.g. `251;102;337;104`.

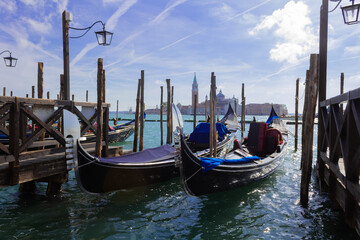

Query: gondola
73;104;238;194
82;120;135;143
179;106;287;196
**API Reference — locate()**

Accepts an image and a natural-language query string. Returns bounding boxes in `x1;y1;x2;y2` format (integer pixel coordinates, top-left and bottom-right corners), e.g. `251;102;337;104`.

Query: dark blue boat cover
189;123;230;144
200;156;261;172
97;144;176;164
266;106;279;125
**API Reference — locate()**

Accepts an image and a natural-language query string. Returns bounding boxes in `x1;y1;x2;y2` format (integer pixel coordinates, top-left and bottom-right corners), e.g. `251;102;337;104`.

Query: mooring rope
184;167;202;183
76;157;98;169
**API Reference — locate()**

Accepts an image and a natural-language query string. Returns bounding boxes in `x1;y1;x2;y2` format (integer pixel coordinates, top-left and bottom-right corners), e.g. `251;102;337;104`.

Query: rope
184;167;202;183
76;157;98;168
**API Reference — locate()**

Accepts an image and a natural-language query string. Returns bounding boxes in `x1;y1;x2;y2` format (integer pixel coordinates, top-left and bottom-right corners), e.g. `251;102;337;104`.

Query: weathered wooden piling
241;83;245;140
160;86;163;145
139;70;145;152
38;62;43;98
86;90;88;102
95;58;104;157
295;78;299;152
2;87;5;96
300;54;319;207
340;72;344;111
133;79;141;152
210;73;217;157
32;86;35;98
205;95;208;121
166;79;171;144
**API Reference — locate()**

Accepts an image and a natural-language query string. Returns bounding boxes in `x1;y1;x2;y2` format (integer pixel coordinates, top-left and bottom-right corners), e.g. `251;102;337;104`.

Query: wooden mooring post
95;58;104;158
139;70;145;152
300;54;319;207
295;78;299;152
210;72;217;157
160;86;163;146
133;79;141;152
241;83;245;140
166;79;171;144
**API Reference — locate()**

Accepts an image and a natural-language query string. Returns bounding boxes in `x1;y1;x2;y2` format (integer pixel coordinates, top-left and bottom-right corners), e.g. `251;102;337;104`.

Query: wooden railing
317;87;360;232
0;96;109;168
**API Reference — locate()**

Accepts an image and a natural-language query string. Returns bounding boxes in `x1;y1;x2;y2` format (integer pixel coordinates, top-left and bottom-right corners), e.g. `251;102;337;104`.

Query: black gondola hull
76;143;178;193
180;136;287;196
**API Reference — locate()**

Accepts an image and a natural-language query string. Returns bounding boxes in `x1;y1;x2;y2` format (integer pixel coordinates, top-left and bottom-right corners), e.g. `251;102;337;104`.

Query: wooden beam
139;70;145;151
300;54;319;207
166;79;171;144
295;78;299;152
133;79;141;152
160;86;163;146
95;58;104;157
38;62;43;99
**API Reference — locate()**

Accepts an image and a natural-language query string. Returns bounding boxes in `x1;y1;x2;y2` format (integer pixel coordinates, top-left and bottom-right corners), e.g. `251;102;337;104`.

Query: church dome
216;90;225;100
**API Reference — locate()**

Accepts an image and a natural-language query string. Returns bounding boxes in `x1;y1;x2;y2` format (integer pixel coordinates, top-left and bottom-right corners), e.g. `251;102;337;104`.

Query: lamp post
0;50;17;67
318;0;359;186
62;10;113;101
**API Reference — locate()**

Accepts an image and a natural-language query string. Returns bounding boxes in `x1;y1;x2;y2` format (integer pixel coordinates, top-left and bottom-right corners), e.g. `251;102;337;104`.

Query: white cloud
106;0;137;31
249;1;317;64
344;45;360;55
150;0;188;26
0;0;17;13
22;17;52;34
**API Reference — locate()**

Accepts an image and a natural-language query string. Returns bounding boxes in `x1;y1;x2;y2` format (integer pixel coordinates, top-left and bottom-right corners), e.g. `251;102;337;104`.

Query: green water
0;114;358;239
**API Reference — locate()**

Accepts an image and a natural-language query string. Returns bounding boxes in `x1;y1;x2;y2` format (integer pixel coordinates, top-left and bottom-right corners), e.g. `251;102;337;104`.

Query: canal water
0;114;358;239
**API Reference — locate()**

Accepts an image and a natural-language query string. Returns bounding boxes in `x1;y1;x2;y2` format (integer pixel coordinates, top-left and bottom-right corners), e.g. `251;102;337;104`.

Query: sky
0;0;359;113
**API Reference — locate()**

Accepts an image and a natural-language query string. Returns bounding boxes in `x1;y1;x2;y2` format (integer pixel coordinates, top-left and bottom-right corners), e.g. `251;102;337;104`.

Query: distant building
245;103;288;116
178;72;240;115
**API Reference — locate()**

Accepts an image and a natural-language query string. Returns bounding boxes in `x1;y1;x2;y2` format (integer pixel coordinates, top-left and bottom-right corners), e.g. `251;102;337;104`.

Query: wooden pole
340;72;344;112
10;91;13;96
160;86;163;145
317;0;328;191
47;91;50;99
86;90;89;102
2;87;5;96
295;78;299;152
60;74;65;100
116;100;119;125
171;85;174;142
133;79;141;152
139;70;145;151
32;86;35;98
210;73;217;157
95;58;104;158
205;95;208;121
62;10;70;100
26;94;29;98
72;94;74;101
37;62;43;99
241;83;245;140
166;79;171;144
300;54;319;207
102;69;108;156
193;94;197;130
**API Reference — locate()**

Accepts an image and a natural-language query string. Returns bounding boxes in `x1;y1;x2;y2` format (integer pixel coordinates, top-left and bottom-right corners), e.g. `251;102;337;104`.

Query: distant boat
179;105;288;196
82;120;135;144
73;104;239;194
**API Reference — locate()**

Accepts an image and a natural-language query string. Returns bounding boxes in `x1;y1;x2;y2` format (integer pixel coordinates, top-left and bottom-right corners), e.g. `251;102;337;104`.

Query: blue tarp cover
189;122;230;144
200;156;261;172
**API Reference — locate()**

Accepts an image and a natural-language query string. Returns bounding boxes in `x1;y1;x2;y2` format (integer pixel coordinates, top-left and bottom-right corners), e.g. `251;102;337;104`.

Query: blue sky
0;0;359;113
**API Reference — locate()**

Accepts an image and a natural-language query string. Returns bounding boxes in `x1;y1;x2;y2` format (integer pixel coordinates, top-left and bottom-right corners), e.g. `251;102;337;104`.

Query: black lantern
95;28;113;46
0;50;17;67
70;20;113;46
341;0;360;24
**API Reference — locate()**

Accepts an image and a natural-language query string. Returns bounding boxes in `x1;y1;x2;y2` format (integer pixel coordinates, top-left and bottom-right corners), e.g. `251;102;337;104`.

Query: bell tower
192;72;198;109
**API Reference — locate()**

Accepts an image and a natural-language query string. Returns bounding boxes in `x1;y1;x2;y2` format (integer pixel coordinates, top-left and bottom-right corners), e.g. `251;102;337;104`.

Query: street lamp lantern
62;10;114;100
0;50;17;67
341;1;360;24
95;28;113;46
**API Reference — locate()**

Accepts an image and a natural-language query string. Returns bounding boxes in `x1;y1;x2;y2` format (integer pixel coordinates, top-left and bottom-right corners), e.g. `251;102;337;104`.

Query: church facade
178;73;240;116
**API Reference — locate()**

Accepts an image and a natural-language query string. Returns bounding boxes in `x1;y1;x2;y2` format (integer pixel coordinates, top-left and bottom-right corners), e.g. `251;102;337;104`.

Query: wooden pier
0;96;113;194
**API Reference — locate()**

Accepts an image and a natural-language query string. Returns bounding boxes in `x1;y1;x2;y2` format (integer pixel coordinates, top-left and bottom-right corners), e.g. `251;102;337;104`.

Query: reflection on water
0;114;359;239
